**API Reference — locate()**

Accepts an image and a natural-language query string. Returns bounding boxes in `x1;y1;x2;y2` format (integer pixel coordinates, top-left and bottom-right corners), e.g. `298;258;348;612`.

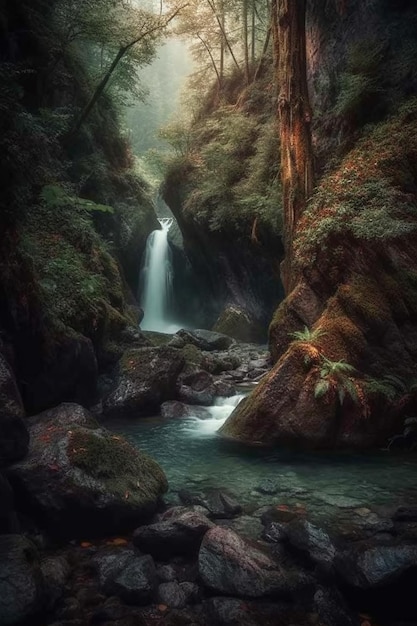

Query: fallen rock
41;556;70;610
176;329;234;351
178;488;242;519
0;534;45;625
212;306;265;344
286;519;336;570
157;581;199;609
7;403;167;538
335;543;417;588
104;346;185;417
198;527;296;598
160;401;211;420
262;522;288;543
133;510;214;558
314;586;360;626
106;555;157;605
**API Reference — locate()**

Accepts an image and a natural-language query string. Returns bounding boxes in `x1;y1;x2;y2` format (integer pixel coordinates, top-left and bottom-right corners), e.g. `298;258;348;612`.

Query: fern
290;326;327;342
314;379;330;399
319;357;356;378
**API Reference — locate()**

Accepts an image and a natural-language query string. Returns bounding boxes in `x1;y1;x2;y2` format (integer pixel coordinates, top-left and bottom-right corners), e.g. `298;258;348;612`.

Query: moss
141;331;173;346
19;200;132;346
294;98;417;268
337;274;392;325
68;428;168;495
180;343;205;370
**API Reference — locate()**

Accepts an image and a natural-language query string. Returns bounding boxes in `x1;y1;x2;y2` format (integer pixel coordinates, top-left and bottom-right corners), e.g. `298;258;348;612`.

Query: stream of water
139;217;183;333
108;394;417;527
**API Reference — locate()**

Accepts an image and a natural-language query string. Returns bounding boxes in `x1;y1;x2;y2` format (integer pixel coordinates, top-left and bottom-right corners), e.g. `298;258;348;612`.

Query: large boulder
221;105;417;450
176;329;234;351
198;527;301;598
7;403;167;538
286;519;336;571
178;488;242;519
335;543;417;589
24;333;98;413
133;510;214;558
0;535;45;625
104;346;185;417
0;353;28;467
213;306;265;344
93;547;157;604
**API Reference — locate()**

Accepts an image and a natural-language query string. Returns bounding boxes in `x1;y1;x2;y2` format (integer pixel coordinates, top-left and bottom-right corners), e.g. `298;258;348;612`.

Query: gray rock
178;385;215;406
335;544;417;588
104;346;185;417
157;581;187;608
286;519;336;569
262;522;287;543
92;547;136;589
107;554;157;604
41;556;70;610
160;401;211;420
393;506;417;522
0;535;45;625
178;488;242;519
7;403;167;539
133;510;214;558
198;527;292;598
176;329;234;351
314;587;360;626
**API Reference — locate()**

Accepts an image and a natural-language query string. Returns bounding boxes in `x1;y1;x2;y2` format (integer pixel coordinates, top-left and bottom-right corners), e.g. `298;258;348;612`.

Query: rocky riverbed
1;329;417;626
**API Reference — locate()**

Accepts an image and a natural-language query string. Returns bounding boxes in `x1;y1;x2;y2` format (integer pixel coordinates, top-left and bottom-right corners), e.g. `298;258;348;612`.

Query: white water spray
181;394;246;437
140;218;180;332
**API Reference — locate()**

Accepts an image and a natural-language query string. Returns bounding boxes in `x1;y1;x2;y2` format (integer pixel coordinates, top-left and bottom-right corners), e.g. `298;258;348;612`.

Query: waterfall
139;218;179;332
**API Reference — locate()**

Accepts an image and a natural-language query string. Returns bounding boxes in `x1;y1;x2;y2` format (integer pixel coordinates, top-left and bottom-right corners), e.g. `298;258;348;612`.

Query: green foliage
295;100;417;266
314;356;359;406
334;40;384;124
164;104;282;237
20;196;126;339
40;185;114;214
290;326;326;342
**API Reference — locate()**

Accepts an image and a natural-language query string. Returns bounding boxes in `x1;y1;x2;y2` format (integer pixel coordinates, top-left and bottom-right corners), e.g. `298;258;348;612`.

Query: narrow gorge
1;1;417;625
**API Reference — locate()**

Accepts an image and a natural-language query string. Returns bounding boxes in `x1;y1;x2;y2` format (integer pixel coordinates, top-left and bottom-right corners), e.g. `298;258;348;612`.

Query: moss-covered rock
222;102;417;449
7;403;167;538
213;306;265;344
104;346;185;418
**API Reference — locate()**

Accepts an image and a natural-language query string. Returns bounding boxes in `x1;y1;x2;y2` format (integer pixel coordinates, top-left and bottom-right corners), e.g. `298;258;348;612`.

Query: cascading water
139;217;180;332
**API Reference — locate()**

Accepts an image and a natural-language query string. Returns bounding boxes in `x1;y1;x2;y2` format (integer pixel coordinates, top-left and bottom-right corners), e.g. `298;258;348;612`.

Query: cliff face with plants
220;0;417;449
163;66;284;339
0;0;158;414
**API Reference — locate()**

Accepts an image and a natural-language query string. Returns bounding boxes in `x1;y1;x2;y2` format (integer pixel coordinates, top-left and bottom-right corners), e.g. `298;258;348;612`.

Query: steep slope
0;0;158;413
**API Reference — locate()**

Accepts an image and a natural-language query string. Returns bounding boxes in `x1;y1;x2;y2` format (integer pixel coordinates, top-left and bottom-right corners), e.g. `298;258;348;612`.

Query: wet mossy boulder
104;346;185;418
221;103;417;450
7;403;167;538
213;306;265;344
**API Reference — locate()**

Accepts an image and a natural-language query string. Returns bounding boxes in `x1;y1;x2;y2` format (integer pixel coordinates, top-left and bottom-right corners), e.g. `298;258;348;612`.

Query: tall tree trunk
219;0;225;83
274;0;314;294
242;0;250;83
251;0;256;64
206;0;240;72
